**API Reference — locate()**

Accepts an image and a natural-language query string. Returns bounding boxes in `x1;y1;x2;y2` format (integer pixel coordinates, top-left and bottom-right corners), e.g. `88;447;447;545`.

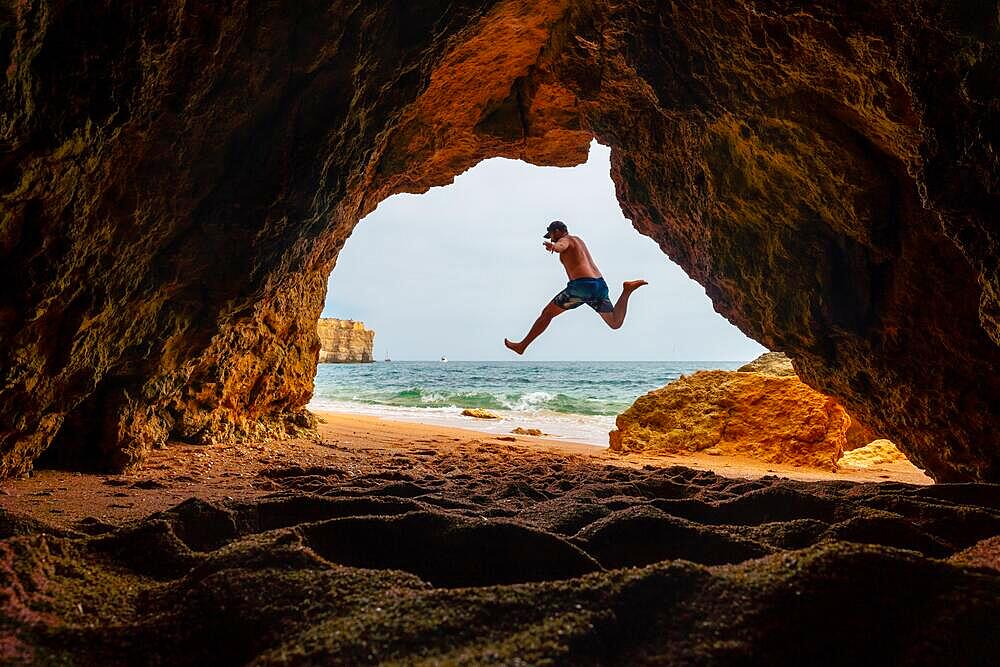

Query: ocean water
309;360;746;446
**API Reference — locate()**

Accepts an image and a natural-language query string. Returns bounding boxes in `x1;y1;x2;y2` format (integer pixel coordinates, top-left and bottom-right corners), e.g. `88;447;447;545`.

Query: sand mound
951;536;1000;572
2;439;998;663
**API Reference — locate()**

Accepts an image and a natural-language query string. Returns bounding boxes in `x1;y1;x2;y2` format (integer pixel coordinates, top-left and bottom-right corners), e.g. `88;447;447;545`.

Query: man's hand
543;241;555;252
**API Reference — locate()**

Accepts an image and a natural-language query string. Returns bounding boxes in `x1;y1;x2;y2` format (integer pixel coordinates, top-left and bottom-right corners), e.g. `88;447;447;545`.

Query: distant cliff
317;319;374;363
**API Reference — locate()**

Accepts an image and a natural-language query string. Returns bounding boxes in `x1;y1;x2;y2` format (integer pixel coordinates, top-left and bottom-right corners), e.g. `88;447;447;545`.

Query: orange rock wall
609;370;850;471
739;352;880;450
1;0;998;480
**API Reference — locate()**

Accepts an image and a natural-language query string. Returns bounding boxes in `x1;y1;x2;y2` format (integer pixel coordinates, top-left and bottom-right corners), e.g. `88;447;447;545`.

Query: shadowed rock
822;511;954;558
950;536;1000;573
151;498;239;552
90;519;203;578
249;495;425;532
0;508;76;539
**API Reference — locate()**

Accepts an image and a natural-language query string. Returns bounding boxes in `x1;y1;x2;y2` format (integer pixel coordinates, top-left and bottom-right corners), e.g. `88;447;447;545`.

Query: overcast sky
323;142;767;362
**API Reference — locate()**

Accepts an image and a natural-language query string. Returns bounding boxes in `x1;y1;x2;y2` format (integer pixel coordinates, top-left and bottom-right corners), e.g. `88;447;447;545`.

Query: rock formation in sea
610;370;851;470
1;1;998;480
316;319;374;364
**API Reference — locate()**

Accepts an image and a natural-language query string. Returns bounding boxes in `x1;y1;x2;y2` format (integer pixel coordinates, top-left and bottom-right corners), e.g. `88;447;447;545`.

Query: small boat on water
384;349;391;362
440;356;448;363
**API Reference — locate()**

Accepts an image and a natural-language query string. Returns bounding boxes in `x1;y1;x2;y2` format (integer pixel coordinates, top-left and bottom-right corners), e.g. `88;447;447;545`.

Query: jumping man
505;221;647;354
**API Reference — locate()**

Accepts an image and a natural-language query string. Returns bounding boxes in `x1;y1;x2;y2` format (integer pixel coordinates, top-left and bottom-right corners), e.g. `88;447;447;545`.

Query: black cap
543;220;567;238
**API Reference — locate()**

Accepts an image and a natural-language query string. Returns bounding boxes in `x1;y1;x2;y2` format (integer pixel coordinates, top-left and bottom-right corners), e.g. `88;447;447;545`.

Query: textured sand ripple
1;432;998;664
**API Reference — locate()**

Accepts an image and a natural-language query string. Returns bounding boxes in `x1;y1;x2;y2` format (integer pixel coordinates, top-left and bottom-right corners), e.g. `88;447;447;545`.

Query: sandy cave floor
0;411;932;527
1;412;997;664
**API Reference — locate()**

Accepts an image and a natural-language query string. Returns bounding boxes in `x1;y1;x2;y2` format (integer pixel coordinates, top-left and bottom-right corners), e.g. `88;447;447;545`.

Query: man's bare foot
504;338;526;355
623;279;648;292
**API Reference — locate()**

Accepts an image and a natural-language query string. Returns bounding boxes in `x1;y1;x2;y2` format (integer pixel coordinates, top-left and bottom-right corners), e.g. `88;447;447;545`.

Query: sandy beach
2;410;996;664
0;409;931;528
2;410;995;664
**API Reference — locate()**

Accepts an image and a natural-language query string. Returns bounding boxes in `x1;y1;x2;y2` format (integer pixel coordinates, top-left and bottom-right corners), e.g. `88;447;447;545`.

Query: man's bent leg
600;280;647;329
505;302;566;354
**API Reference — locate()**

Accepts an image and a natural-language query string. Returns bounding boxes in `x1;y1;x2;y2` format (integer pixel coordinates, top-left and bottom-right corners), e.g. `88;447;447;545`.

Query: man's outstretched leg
505;302;566;355
600;280;647;329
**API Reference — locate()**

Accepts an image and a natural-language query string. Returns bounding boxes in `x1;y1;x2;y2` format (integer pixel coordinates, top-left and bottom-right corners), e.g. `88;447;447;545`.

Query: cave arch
318;142;767;365
1;0;998;481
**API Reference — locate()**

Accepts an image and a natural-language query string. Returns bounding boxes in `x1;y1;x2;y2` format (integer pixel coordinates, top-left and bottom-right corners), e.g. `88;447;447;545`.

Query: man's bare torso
553;235;602;280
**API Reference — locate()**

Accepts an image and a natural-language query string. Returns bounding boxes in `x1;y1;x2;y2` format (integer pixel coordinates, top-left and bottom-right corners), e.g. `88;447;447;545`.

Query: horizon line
323;358;755;363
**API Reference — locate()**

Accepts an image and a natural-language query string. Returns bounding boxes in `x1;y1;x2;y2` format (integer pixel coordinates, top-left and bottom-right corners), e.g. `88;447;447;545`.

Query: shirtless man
505;221;647;354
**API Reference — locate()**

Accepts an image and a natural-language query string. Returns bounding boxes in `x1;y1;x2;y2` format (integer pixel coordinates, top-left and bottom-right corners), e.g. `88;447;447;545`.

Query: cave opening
323;142;767;362
309;141;768;445
308;142;919;478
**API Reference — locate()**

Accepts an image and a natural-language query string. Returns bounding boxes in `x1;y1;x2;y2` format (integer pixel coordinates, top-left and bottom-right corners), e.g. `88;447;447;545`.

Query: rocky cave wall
1;0;997;480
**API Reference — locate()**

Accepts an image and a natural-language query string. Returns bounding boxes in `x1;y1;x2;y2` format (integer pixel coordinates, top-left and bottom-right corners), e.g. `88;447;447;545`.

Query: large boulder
609;370;850;471
739;353;880;451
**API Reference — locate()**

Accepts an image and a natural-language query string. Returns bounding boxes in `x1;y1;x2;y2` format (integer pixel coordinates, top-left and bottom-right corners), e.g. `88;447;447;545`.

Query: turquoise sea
309;360;746;446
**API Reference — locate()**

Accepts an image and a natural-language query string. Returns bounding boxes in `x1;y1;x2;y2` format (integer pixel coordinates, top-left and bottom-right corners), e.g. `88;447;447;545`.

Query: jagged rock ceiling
1;0;998;480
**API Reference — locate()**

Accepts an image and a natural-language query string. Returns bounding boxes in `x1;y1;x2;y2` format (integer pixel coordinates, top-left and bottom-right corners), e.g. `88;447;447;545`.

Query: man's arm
544;238;571;253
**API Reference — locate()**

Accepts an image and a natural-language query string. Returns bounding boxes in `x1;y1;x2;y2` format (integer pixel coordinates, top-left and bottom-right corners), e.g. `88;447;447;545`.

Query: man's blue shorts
552;277;614;313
